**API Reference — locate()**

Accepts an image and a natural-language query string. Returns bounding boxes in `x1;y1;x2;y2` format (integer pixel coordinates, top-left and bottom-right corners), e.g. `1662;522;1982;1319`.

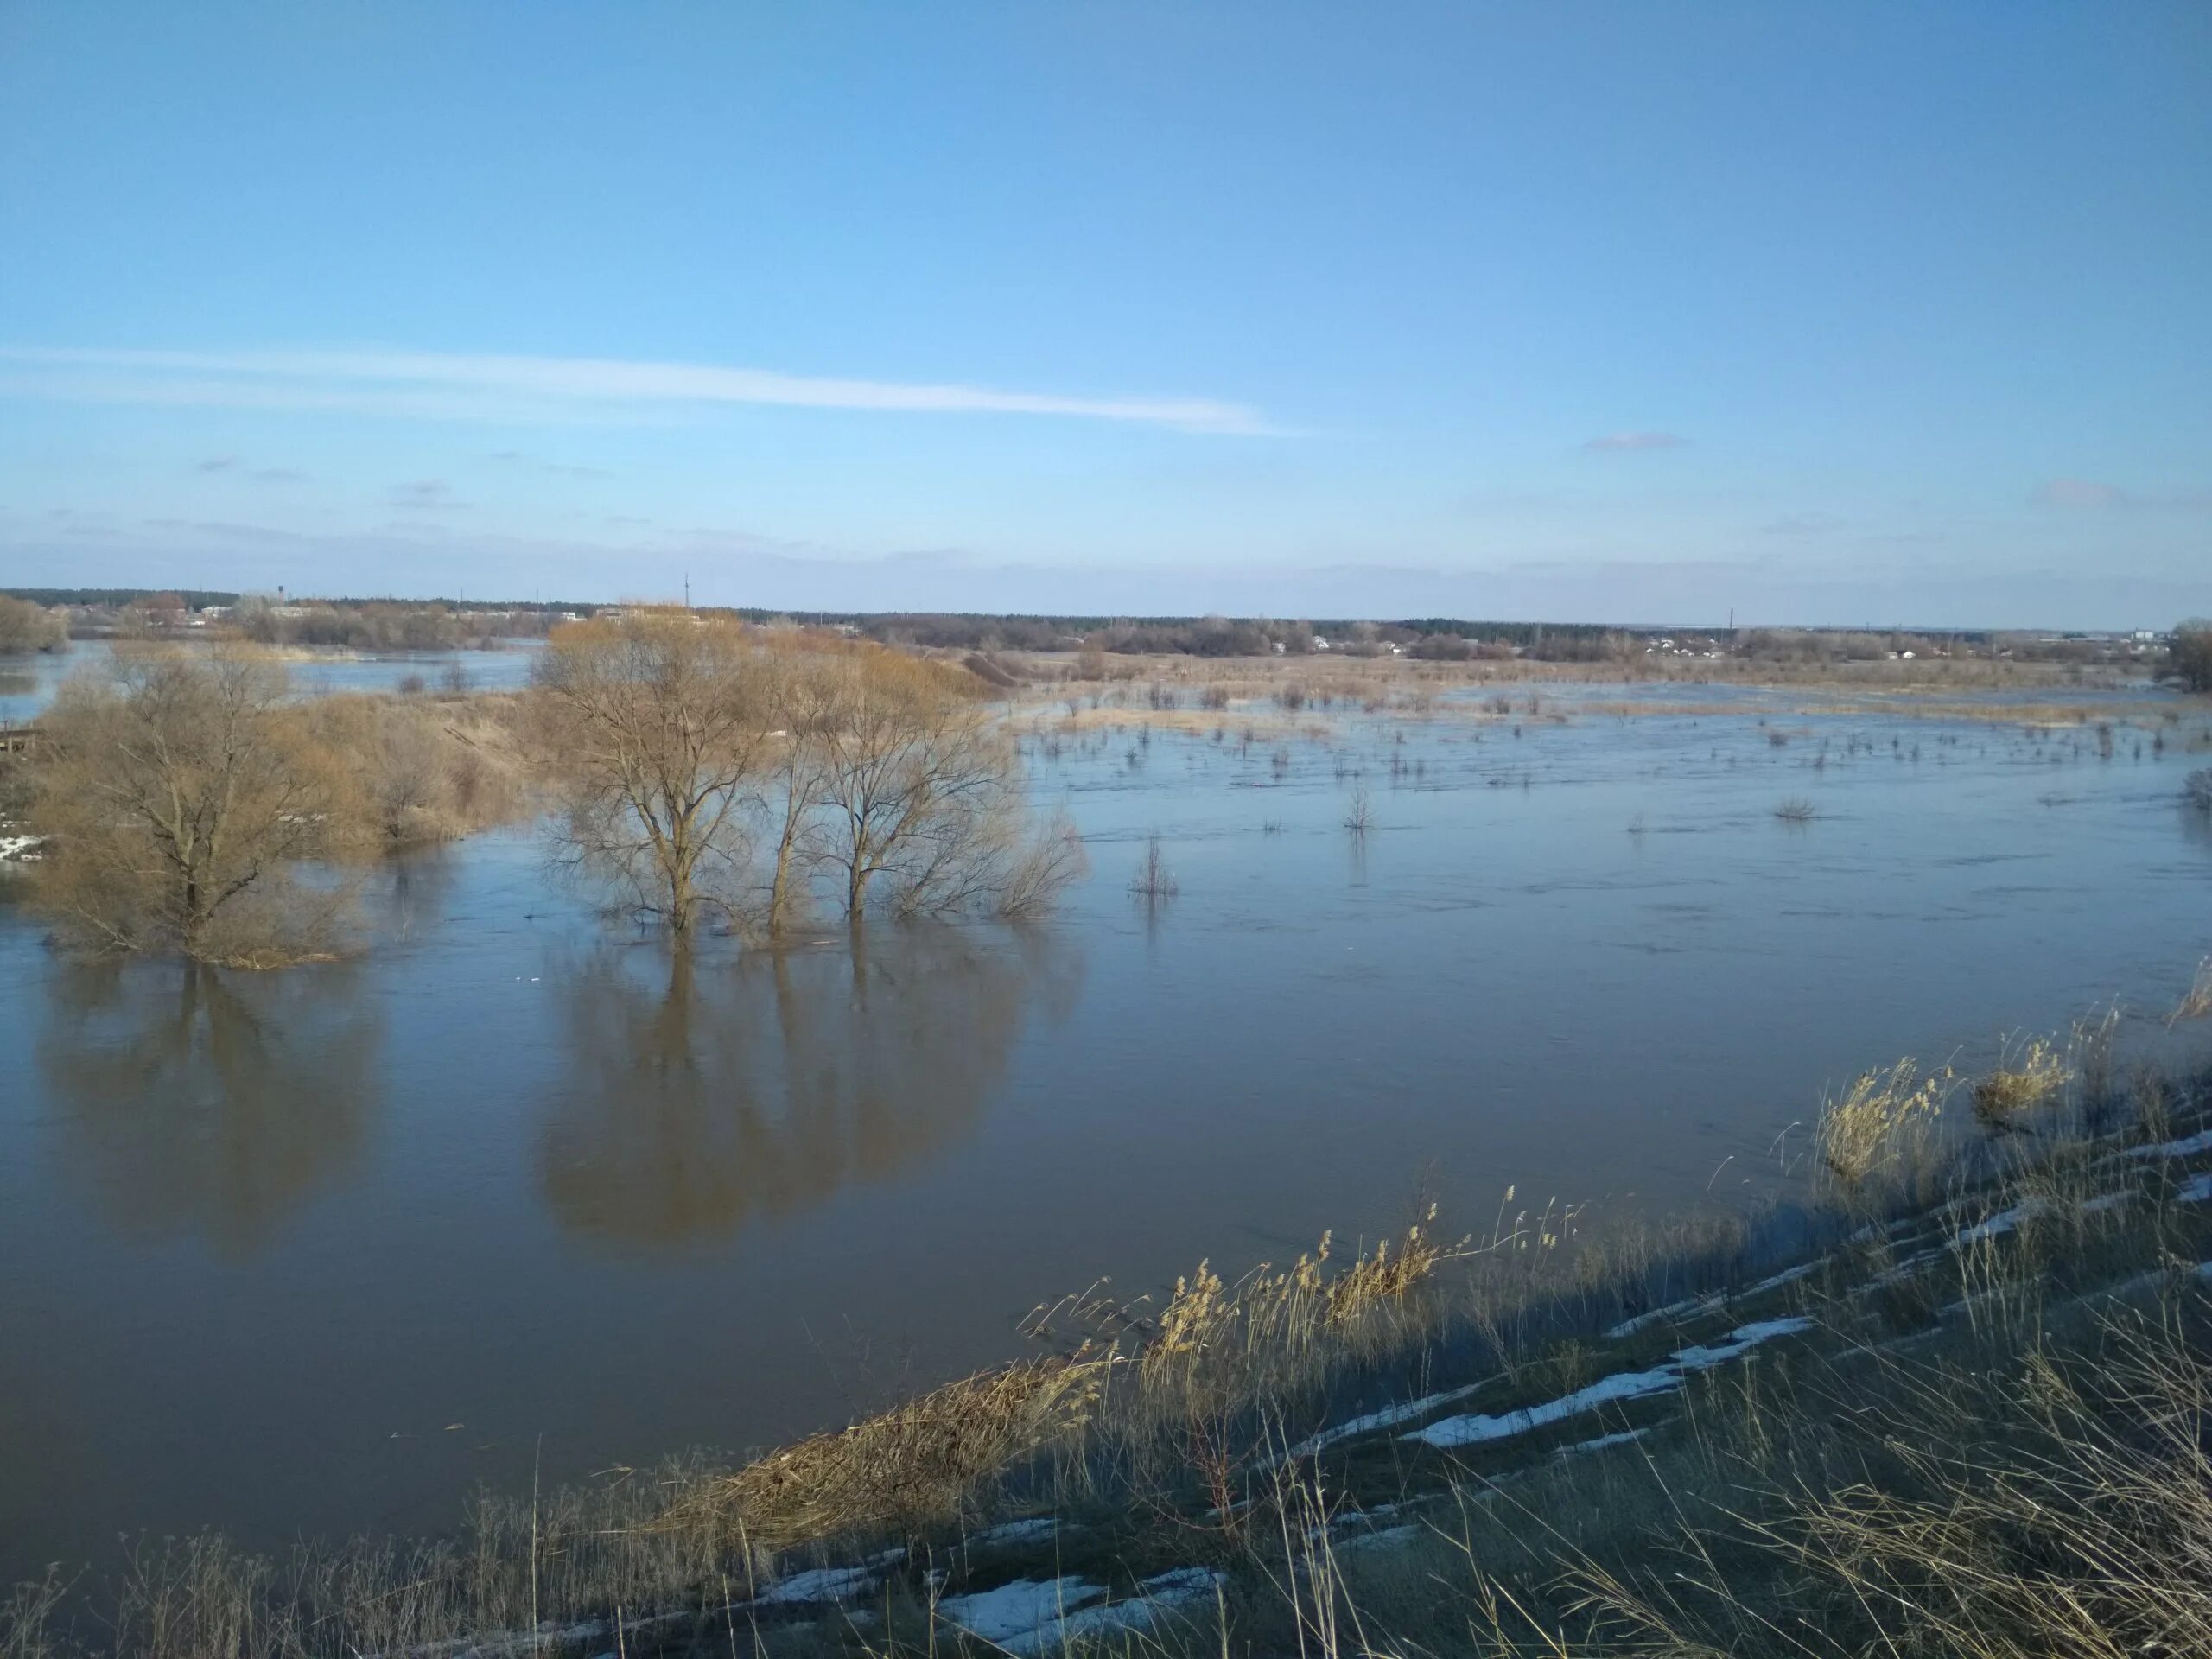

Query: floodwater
0;639;540;725
3;669;2209;1581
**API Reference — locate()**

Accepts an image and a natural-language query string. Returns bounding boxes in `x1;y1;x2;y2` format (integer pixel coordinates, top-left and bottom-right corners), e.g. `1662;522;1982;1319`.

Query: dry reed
1817;1057;1952;1188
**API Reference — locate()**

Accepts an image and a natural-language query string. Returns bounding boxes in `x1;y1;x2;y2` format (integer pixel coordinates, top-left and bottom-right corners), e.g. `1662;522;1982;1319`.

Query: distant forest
1;591;2051;663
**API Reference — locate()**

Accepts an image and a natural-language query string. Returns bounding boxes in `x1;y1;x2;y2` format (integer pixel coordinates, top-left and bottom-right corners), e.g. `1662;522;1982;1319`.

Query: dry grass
1772;795;1818;822
658;1352;1112;1550
1971;1034;2075;1129
1816;1056;1953;1189
2171;958;2212;1027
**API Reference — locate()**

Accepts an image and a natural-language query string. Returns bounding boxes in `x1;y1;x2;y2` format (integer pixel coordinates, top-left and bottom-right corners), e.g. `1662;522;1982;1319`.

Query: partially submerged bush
2166;619;2212;693
0;594;67;654
302;694;526;843
1972;1034;2073;1129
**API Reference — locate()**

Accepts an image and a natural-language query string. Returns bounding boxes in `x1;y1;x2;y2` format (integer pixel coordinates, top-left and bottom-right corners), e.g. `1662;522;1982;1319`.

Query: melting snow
1283;1383;1485;1459
1674;1317;1817;1370
756;1565;880;1606
1411;1318;1814;1450
1952;1201;2044;1247
938;1570;1221;1656
966;1517;1059;1548
1605;1294;1719;1340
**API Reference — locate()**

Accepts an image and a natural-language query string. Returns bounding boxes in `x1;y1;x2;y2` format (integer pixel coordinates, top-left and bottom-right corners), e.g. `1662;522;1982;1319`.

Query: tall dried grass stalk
1817;1057;1952;1188
1972;1035;2073;1130
2169;957;2212;1027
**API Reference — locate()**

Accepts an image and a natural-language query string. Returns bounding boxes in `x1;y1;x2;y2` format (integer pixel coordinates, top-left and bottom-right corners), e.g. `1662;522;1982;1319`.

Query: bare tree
758;639;843;936
531;611;772;937
29;647;359;964
810;649;1067;921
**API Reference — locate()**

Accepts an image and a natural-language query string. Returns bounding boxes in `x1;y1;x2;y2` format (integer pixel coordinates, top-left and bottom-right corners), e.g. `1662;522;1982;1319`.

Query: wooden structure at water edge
0;724;41;757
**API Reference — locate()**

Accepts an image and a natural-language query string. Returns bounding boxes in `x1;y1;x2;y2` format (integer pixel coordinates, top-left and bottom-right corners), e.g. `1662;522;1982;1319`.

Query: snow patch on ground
938;1570;1222;1656
1556;1426;1652;1459
1742;1261;1822;1297
753;1548;905;1607
0;833;43;862
1283;1383;1485;1459
965;1517;1060;1548
1411;1367;1681;1449
1411;1319;1814;1450
1952;1201;2044;1248
938;1578;1104;1643
1334;1524;1421;1555
2107;1128;2212;1165
1674;1317;1817;1370
757;1565;880;1606
1605;1294;1719;1340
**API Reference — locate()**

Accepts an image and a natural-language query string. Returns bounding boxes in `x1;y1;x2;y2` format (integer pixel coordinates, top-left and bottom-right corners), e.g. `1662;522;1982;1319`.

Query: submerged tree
810;647;1084;921
758;637;843;937
531;610;775;937
29;647;360;964
2169;620;2212;695
0;594;67;654
531;617;1080;937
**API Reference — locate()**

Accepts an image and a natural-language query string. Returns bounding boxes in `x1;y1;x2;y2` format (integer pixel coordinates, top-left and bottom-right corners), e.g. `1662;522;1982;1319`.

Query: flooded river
2;661;2209;1580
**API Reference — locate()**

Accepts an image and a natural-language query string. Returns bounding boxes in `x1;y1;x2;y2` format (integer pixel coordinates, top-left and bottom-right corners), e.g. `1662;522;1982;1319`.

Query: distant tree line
1;587;240;609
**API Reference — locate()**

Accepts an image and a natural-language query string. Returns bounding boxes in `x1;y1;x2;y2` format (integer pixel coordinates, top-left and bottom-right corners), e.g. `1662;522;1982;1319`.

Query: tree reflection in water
38;959;381;1255
537;927;1082;1246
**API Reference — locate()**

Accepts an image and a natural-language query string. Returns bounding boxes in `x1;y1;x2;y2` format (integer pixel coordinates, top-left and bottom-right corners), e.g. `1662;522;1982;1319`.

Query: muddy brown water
3;674;2209;1581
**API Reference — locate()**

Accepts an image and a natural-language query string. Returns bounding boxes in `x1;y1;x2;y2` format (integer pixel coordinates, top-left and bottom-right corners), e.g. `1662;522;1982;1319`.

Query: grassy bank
8;987;2212;1657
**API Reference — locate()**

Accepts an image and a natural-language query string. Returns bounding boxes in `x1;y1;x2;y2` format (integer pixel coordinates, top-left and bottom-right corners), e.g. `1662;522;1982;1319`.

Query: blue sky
1;2;2206;627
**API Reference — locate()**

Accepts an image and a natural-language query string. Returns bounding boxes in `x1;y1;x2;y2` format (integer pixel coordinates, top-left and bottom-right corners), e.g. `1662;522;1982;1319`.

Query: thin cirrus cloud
2032;478;2212;511
194;455;304;484
2035;477;2133;508
1580;431;1688;454
0;345;1274;435
391;479;468;512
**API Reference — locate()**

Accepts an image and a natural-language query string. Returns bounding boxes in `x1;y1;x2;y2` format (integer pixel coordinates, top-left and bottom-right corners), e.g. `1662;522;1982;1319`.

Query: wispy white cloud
391;479;468;512
2033;477;2212;512
0;346;1274;435
2035;477;2132;508
194;454;302;483
1580;431;1688;454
